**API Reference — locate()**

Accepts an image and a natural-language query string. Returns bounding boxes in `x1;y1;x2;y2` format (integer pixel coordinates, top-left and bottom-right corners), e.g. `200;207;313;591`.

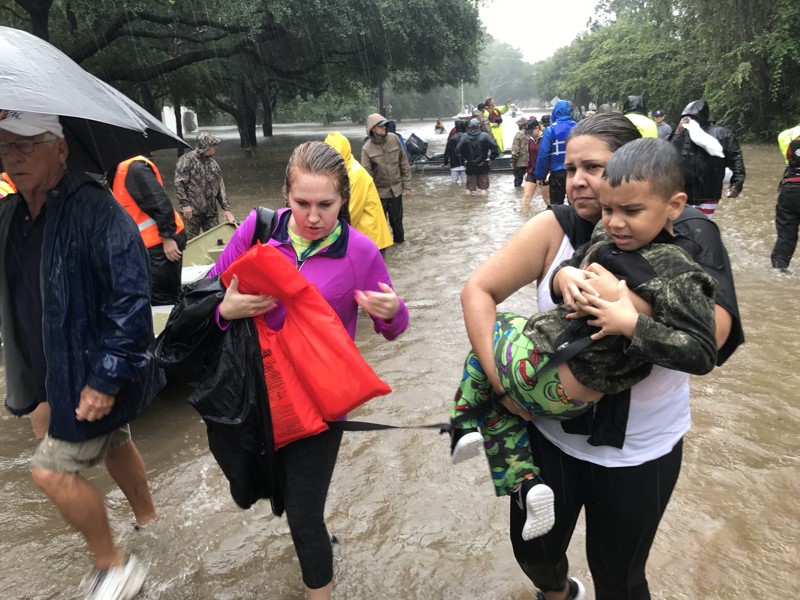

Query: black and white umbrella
0;26;188;173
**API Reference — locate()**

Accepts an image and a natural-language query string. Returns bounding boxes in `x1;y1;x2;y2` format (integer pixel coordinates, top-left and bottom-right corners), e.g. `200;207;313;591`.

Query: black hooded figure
669;99;746;215
622;95;648;116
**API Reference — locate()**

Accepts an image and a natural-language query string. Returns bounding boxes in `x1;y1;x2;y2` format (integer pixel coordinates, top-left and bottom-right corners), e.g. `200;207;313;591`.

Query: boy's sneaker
450;427;484;464
517;476;555;541
83;554;147;600
535;577;586;600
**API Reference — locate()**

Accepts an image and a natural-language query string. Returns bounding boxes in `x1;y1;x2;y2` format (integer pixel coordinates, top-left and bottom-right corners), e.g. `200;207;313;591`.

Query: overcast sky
479;0;599;64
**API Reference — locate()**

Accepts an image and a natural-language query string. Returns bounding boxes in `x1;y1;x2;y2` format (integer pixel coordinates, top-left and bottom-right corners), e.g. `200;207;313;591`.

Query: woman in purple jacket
208;141;409;600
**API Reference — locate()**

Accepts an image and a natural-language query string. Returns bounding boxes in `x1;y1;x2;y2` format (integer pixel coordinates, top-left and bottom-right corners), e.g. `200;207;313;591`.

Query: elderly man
174;131;235;238
0;109;162;599
361;113;411;244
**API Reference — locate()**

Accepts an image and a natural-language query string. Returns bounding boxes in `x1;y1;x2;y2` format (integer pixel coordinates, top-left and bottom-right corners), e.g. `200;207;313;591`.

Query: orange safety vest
112;156;184;248
0;172;16;198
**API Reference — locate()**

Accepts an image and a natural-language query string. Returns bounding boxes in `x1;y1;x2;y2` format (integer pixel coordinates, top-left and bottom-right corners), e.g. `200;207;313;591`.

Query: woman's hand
580;280;640;340
499;394;533;422
554;266;600;311
219;274;278;321
355;282;399;320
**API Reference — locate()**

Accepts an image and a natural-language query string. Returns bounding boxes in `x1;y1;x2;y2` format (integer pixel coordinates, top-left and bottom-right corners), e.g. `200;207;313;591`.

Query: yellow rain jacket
325;132;393;251
625;113;659;139
778;126;800;163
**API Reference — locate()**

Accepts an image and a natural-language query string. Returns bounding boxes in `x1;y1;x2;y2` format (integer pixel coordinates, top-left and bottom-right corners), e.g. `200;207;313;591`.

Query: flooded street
0;120;798;599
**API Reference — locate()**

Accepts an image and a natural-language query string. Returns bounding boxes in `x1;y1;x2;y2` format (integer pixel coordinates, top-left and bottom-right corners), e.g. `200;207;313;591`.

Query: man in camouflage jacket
173;132;235;238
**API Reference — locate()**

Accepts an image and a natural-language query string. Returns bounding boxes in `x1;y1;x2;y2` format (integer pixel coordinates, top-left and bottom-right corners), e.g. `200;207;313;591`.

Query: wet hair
284;141;351;223
455;119;468;133
568;113;641;153
603;137;684;199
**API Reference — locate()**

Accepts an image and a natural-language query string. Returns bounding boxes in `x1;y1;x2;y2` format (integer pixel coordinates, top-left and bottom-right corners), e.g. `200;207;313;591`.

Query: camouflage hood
195;131;221;153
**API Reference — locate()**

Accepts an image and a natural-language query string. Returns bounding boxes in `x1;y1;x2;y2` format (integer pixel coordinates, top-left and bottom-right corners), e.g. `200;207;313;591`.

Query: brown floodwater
0;120;797;599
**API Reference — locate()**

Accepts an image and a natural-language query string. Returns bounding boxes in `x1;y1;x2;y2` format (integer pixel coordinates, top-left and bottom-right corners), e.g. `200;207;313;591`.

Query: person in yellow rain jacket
325;131;393;252
622;95;658;139
483;96;511;152
0;172;16;198
778;125;800;163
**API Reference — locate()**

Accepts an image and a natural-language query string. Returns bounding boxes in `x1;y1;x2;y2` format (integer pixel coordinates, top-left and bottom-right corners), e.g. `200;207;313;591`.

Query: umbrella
0;26;189;173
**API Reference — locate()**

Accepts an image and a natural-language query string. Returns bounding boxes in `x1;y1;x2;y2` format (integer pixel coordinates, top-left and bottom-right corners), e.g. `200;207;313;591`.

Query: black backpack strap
250;206;278;246
535;335;593;375
327;420;452;434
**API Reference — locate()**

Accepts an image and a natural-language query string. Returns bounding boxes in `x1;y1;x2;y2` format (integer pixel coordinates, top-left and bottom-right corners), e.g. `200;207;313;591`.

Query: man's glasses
0;137;57;156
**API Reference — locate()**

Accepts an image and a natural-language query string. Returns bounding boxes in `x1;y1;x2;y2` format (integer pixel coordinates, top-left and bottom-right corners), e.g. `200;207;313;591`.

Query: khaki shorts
31;425;132;472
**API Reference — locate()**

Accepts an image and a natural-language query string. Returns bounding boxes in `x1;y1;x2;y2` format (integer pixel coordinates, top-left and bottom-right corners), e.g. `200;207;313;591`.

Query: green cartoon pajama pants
450;312;598;496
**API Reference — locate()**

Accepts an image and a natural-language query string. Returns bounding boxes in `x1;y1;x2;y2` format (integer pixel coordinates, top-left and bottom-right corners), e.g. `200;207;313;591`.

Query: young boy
449;138;719;541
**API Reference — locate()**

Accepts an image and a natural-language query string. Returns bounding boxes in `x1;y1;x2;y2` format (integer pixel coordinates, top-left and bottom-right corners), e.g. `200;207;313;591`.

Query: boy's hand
554;266;599;311
580;280;640;340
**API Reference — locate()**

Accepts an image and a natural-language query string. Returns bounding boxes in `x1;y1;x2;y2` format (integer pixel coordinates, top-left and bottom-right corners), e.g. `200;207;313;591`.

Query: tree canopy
531;0;800;140
0;0;484;144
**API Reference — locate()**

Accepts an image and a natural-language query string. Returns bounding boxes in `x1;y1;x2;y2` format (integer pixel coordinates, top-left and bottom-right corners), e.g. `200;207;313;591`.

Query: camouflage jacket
524;223;718;394
173;151;230;215
510;131;531;168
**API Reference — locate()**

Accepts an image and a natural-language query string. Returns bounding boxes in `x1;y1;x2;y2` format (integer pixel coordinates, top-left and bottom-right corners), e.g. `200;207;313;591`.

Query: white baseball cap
0;110;64;138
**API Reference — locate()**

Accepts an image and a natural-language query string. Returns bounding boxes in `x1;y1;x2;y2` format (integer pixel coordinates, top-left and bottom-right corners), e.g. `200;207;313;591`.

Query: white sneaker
535;577;586;600
566;577;586;600
83;554;147;600
450;430;484;464
519;479;555;541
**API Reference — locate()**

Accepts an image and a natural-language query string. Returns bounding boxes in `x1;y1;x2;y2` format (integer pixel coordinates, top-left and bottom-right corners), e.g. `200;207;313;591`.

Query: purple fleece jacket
208;208;408;340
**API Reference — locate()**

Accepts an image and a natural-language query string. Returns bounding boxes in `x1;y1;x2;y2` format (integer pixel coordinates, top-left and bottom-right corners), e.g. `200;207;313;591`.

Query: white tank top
532;235;690;467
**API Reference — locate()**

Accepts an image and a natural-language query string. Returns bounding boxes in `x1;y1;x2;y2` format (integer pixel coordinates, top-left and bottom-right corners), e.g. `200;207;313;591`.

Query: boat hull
411;152;515;175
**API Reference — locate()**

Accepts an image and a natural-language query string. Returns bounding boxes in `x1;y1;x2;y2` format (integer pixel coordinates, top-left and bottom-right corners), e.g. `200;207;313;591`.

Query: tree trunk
378;83;385;117
172;99;183;143
232;80;258;148
260;94;274;137
19;0;53;41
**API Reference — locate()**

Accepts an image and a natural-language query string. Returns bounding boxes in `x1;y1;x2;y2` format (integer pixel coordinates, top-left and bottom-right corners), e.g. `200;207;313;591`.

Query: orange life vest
112;156;184;248
0;172;16;198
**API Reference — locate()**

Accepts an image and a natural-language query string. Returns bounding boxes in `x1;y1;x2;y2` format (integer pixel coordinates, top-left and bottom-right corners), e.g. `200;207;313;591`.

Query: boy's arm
623;269;718;375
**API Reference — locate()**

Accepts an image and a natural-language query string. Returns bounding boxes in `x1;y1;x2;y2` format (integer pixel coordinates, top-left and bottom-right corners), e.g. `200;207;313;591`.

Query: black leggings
278;427;343;589
510;426;682;600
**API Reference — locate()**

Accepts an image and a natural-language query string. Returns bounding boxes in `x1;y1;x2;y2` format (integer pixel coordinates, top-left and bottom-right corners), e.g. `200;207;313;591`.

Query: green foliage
529;0;799;141
7;0;483;142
